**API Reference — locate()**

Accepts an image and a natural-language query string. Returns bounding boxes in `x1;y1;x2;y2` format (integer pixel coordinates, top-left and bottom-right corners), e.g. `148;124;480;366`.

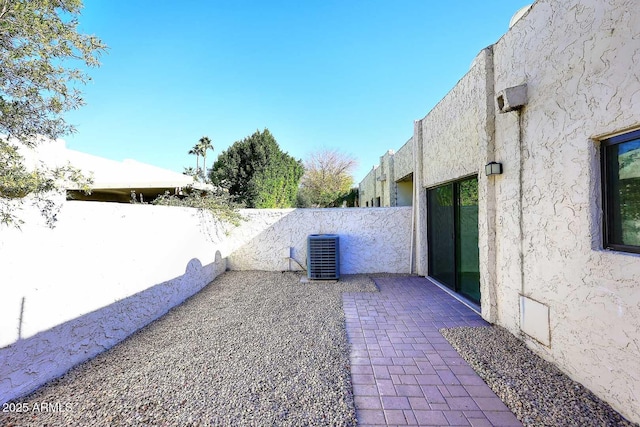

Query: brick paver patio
343;276;522;427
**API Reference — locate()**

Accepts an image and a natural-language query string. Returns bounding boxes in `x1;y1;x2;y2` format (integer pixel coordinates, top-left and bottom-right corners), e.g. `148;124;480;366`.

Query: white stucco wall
0;202;226;405
415;47;497;319
346;0;639;421
410;0;640;421
378;151;395;207
421;48;493;188
358;140;414;208
393;138;414;182
3;0;639;420
492;0;640;421
359;167;378;207
1;201;412;405
226;208;412;274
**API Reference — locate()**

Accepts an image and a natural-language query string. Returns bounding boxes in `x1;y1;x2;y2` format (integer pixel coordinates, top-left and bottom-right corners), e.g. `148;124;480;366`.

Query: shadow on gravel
0;271;378;427
0;255;225;408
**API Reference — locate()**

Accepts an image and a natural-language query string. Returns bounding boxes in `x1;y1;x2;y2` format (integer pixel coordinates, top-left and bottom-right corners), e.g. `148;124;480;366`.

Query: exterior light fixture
485;162;503;176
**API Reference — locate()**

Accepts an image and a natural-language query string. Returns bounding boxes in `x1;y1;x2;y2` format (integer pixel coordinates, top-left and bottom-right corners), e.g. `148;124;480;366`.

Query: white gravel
440;325;638;427
1;271;378;427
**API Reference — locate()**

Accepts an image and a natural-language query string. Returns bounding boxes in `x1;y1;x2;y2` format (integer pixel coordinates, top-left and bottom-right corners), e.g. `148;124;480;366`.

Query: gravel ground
440;325;638;427
1;271;378;427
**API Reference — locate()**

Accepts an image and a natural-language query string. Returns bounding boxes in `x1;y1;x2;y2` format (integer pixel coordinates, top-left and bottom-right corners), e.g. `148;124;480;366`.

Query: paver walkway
343;276;522;427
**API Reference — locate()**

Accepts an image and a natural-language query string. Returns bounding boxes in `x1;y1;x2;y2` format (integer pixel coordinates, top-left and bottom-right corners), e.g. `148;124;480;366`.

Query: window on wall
602;129;640;253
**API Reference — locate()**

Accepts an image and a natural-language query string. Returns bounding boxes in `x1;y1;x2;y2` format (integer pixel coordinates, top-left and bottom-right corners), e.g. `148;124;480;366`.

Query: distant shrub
150;188;244;226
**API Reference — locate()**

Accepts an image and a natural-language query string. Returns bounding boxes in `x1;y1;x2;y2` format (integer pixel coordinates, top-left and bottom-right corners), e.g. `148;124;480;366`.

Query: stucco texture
492;0;640;420
378;151;394;207
226;207;412;274
354;0;639;420
1;202;411;405
0;202;226;404
359;166;377;207
421;49;493;188
393;138;414;181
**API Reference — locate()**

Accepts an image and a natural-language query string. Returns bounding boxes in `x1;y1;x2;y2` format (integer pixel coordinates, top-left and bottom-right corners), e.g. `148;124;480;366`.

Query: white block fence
0;202;411;404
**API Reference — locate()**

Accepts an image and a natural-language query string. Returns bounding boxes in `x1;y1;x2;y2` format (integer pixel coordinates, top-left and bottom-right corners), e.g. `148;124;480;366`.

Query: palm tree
188;145;201;180
197;136;214;183
183;166;196;176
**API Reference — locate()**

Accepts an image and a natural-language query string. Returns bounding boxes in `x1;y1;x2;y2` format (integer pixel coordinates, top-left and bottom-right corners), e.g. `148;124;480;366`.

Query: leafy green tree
332;187;359;208
0;0;106;226
1;140;93;226
210;129;303;208
298;149;357;207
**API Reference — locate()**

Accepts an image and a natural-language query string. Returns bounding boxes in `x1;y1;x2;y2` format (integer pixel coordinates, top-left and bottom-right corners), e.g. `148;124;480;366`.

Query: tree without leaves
298;149;358;208
209;129;303;208
0;0;106;226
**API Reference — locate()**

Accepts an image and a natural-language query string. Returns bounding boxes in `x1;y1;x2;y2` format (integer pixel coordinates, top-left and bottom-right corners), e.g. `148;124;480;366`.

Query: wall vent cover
307;234;340;280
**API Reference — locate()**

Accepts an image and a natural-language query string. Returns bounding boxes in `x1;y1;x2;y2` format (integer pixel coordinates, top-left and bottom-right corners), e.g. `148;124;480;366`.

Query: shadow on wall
0;252;226;405
225;208;412;274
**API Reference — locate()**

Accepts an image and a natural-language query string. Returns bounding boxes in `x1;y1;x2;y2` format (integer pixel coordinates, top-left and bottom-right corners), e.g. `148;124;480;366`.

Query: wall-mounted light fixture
485;161;503;176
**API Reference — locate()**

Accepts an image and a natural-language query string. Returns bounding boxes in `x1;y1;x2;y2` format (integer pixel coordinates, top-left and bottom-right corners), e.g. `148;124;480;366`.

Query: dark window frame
601;129;640;254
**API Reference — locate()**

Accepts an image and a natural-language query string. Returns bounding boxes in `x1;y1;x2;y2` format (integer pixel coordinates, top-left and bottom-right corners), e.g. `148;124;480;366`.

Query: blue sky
66;1;532;183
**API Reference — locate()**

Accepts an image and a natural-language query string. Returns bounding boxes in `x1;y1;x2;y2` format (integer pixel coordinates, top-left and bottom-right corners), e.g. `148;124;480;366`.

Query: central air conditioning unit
307;234;340;280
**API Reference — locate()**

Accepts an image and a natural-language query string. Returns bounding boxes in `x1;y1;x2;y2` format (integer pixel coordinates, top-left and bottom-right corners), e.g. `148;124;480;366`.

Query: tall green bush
210;129;303;208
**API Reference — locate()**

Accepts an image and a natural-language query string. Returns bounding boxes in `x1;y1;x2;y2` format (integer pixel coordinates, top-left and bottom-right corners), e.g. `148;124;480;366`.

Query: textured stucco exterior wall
226;208;412;274
359;166;377;207
415;48;497;316
492;0;640;421
413;120;429;276
357;138;414;208
359;143;416;208
378;150;395;207
0;203;413;406
473;48;498;325
421;49;493;188
0;202;226;405
393;138;414;182
350;0;639;421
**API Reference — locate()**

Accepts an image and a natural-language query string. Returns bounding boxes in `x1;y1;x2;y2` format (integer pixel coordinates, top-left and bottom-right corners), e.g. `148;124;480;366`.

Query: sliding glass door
457;178;480;303
427;184;455;288
427;177;480;304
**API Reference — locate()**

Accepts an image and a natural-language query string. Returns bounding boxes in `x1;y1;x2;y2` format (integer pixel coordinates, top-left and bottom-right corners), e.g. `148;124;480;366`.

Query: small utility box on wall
307;234;340;280
496;84;527;113
520;295;550;346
